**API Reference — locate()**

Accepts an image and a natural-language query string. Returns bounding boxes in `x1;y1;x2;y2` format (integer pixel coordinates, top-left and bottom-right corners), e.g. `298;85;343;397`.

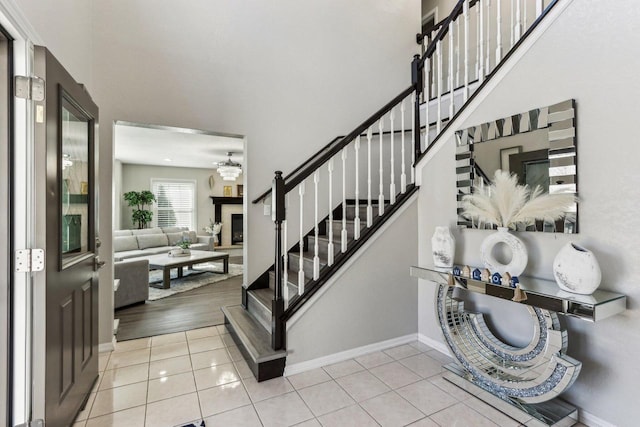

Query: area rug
147;262;243;301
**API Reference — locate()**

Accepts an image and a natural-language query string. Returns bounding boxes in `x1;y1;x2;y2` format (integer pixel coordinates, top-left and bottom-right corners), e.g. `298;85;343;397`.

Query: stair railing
269;86;417;349
416;0;555;152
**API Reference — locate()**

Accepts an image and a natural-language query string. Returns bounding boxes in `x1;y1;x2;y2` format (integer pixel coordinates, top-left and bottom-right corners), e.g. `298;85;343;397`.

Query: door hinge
15;249;45;273
15;420;45;427
14;75;45;101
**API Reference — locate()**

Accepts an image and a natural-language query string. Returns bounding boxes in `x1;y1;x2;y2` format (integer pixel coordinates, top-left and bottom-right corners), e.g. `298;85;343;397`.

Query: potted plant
177;239;191;255
123;190;156;229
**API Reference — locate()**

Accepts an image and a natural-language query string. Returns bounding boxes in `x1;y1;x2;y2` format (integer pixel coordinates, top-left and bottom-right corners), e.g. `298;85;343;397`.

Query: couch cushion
114;236;139;252
113;230;133;237
190;243;209;251
182;230;197;243
132;227;162;235
162;226;188;233
137;234;169;249
114;249;148;260
166;232;184;246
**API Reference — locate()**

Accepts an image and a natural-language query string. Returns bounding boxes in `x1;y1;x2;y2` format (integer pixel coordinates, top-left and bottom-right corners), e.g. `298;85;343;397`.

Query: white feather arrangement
462;170;576;228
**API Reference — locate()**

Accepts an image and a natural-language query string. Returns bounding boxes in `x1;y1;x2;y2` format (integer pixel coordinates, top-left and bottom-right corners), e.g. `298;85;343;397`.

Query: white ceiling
114;122;244;170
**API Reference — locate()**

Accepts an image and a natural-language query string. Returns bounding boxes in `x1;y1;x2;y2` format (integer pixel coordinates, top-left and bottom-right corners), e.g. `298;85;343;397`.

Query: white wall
89;0;420;286
417;1;640;424
287;198;419;365
119;163;244;245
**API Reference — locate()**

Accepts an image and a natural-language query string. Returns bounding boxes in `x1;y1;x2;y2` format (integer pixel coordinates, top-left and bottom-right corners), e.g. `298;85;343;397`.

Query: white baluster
341;148;348;253
464;0;470;102
423;36;429;102
536;0;543;17
448;20;454;119
496;0;503;64
475;0;480;80
510;0;515;47
431;30;438;95
486;0;492;75
436;38;442;133
456;19;461;88
523;0;528;32
411;92;416;184
298;181;305;295
389;108;396;204
354;136;361;240
400;100;407;194
425;52;431;146
327;159;335;265
378;119;385;216
366;127;373;227
283;217;288;307
312;171;320;280
479;0;485;82
515;0;522;40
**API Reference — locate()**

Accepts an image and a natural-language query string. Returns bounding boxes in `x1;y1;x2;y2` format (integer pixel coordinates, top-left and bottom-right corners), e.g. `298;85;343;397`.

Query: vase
480;227;528;276
181;248;191;255
432;227;455;268
553;242;601;295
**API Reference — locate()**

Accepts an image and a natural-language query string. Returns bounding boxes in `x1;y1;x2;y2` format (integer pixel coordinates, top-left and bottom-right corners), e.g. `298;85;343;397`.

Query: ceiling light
217;152;242;181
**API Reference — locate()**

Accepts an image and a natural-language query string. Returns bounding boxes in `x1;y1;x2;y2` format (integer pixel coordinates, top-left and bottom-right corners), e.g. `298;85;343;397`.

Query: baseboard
284;333;418;376
579;409;615;427
417;333;450;356
99;336;117;353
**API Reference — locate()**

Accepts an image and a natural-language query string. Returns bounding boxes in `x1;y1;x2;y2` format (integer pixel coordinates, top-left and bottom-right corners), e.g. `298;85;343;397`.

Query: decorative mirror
455;99;578;233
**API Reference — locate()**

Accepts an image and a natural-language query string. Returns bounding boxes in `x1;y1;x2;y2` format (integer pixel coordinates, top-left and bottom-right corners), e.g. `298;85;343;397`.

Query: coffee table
139;250;230;289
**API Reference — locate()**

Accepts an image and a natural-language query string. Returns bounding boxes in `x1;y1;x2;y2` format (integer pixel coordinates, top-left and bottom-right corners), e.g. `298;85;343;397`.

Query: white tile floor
74;326;584;427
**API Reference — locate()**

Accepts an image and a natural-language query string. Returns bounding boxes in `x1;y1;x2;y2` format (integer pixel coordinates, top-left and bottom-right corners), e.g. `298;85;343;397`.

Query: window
151;179;196;229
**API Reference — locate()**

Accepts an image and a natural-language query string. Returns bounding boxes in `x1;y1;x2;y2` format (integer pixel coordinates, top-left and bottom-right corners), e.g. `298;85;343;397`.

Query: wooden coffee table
140;250;229;289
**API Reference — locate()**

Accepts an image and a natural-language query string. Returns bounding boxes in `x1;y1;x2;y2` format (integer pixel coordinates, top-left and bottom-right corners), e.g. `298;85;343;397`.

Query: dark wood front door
34;46;100;427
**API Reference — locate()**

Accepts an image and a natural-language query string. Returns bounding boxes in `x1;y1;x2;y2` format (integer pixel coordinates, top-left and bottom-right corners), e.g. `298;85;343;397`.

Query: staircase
223;0;562;381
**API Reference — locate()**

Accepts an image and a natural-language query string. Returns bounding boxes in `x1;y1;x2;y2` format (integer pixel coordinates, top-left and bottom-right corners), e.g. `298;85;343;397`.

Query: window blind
151;180;196;229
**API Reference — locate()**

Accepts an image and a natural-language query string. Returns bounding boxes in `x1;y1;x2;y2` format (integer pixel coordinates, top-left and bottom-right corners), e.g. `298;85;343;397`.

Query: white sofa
113;226;214;261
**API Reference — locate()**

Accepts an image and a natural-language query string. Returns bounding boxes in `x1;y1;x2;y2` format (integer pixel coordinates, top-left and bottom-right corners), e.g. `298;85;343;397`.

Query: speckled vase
553;242;601;295
432;227;455;268
480;227;528;276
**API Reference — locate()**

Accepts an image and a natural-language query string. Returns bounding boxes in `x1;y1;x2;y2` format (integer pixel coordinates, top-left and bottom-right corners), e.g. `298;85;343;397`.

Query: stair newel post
496;0;503;64
464;0;470;101
411;54;423;170
377;119;385;216
341;148;348;253
389;108;396;205
298;180;305;295
327;158;335;265
271;171;286;350
354;136;361;240
313;171;320;280
448;20;455;119
366;127;373;227
400;100;407;194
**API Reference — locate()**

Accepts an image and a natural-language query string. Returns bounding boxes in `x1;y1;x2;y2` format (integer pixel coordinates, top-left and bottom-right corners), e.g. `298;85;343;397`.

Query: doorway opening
112;121;246;341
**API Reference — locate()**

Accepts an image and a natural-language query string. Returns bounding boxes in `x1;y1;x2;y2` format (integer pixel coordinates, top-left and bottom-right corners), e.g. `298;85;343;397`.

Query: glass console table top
410;266;626;322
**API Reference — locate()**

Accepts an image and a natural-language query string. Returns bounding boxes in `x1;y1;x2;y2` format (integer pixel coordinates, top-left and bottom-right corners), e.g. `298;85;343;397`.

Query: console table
410;266;626;427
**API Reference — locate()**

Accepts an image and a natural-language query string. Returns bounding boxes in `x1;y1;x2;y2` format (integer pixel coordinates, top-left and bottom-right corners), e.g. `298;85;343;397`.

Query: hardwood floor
115;263;243;341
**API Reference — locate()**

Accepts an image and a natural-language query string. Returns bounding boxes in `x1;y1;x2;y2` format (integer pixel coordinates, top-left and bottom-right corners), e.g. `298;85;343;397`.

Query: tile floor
74;326;583;427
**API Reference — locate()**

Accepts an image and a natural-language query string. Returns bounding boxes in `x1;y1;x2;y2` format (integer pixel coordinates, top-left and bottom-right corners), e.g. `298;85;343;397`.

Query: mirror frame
455;99;578;233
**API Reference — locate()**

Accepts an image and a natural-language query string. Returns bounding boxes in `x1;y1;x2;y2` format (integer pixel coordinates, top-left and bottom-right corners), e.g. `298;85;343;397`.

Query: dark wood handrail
251;136;343;204
419;0;465;65
283;85;415;194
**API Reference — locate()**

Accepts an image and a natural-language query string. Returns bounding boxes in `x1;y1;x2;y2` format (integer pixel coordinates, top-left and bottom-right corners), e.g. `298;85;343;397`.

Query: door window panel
61;96;91;262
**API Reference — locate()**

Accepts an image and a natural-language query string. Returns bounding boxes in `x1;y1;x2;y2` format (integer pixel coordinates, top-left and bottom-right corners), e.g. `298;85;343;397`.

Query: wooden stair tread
250;288;273;310
222;306;286;363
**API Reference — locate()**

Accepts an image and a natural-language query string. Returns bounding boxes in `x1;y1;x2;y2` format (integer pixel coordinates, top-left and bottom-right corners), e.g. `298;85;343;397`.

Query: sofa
113;226;214;261
114;258;150;308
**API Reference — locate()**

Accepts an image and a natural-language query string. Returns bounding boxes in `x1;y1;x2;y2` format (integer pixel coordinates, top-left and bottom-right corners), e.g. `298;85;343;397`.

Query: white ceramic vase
553;242;601;295
432;226;455;268
480;227;528;276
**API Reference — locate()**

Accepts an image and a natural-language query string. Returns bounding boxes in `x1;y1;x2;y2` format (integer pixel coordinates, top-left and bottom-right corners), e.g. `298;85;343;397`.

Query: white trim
414;0;575;183
284;333;417;377
422;7;438;27
99;336;117;353
417;333;451;356
286;193;418;328
0;0;43;43
579;409;615;427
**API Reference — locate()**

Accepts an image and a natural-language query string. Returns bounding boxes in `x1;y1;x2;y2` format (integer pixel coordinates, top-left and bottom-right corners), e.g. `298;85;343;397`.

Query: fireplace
231;214;243;245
